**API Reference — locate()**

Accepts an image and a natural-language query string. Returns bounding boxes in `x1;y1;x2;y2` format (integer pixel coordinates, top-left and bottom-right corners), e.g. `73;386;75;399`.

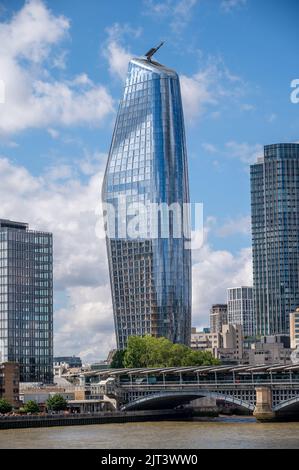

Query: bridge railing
118;379;299;391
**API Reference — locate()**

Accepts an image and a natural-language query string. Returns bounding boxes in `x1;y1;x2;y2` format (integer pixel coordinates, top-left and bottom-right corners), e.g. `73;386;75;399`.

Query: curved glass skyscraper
102;50;191;349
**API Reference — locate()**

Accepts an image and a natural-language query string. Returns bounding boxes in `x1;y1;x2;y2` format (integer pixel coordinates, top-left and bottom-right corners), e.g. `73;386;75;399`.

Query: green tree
181;349;219;366
123;335;221;368
124;336;148;368
23;400;40;414
166;343;189;367
110;349;126;368
46;394;68;412
147;336;174;367
0;399;12;414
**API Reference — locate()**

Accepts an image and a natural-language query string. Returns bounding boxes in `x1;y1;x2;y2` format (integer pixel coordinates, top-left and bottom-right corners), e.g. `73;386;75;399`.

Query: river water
1;417;299;449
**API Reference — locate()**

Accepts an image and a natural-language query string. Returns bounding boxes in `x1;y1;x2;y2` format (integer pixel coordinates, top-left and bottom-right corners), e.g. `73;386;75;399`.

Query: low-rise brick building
0;362;20;406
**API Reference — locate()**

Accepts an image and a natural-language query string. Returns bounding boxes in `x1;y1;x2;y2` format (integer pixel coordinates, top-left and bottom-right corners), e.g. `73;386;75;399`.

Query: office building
220;324;243;361
210;304;227;334
251;143;299;335
102;47;191;349
0;219;53;383
191;327;219;352
227;287;255;337
243;335;292;366
191;324;243;362
290;308;299;349
53;356;82;368
0;362;19;406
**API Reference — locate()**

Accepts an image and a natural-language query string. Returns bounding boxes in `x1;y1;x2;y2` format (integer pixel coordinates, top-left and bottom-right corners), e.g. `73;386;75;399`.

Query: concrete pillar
253;386;275;421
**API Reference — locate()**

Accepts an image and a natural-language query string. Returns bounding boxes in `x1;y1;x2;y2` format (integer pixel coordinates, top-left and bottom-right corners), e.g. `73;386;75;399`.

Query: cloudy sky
0;0;298;361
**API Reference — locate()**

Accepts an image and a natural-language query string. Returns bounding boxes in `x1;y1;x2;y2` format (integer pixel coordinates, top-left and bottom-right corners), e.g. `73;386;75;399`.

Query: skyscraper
251;143;299;336
0;219;53;383
227;287;255;337
210;304;227;334
102;47;191;349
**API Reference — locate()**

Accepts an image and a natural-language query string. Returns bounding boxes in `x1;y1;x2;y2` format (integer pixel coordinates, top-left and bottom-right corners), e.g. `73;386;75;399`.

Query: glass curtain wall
102;56;191;349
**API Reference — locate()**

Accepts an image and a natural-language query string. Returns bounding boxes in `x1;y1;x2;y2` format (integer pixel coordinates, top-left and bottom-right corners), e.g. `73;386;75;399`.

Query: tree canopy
110;349;126;369
46;394;68;411
0;399;12;414
115;335;220;368
23;400;40;414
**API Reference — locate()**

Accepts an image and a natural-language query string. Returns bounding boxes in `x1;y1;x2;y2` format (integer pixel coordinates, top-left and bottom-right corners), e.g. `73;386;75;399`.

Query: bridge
80;364;299;420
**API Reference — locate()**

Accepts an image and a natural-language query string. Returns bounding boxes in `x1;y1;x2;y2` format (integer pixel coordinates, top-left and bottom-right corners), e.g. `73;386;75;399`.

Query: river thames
1;418;299;448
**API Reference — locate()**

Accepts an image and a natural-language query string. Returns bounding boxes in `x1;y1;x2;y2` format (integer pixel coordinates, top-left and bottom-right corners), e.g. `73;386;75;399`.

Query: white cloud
105;40;132;81
144;0;171;15
221;0;247;13
143;0;198;32
180;68;218;121
225;141;263;164
46;163;74;181
0;0;114;135
217;215;251;237
47;128;60;139
103;23;141;81
33;79;114;127
201;214;251;239
199;140;263;168
202;143;218;154
52;50;68;70
192;244;252;329
180;61;244;121
171;0;198;31
0;0;69;62
78;150;108;176
241;103;255;111
54;286;115;363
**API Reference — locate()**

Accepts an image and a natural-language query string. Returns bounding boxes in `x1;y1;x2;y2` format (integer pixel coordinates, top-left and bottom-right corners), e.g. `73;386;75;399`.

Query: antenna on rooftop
144;41;164;61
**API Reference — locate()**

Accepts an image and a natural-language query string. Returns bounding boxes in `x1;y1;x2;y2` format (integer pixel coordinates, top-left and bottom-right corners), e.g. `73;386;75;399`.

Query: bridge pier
253;386;275;421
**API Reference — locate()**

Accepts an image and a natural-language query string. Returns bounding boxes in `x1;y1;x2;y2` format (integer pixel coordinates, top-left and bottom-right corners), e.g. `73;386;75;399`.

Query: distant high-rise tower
210;304;227;334
102;47;191;349
290;308;299;350
251;143;299;335
227;287;255;337
0;219;53;383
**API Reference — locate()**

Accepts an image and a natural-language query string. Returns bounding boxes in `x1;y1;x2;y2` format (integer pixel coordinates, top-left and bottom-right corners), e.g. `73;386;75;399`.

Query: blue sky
0;0;298;360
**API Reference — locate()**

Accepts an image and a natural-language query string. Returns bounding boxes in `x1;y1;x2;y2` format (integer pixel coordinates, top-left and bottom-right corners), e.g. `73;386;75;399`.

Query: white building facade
227;287;255;337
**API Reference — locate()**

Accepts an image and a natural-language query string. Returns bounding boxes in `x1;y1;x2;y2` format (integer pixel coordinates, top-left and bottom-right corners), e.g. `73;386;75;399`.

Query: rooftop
130;57;177;78
77;363;299;378
0;219;28;230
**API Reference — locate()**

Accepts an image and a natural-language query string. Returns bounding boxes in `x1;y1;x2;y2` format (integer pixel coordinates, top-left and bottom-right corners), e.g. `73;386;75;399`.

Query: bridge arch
274;396;299;412
122;391;254;412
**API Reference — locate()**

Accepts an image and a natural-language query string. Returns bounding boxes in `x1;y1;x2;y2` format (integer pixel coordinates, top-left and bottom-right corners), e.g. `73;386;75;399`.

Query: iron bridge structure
80;364;299;419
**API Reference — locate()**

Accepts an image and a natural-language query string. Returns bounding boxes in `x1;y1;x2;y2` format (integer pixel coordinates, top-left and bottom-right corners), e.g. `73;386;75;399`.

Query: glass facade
0;220;53;383
227;287;255;337
251;144;299;335
102;56;191;349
